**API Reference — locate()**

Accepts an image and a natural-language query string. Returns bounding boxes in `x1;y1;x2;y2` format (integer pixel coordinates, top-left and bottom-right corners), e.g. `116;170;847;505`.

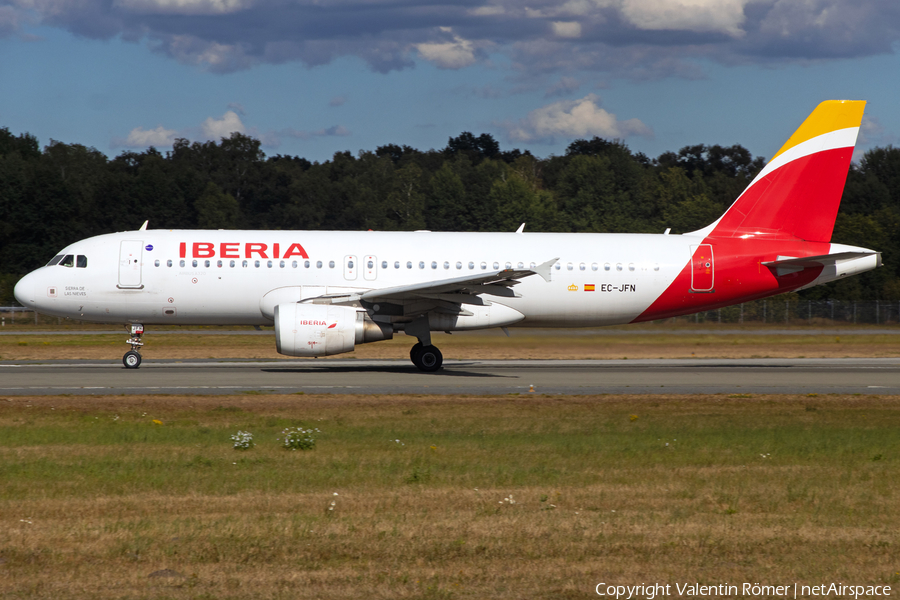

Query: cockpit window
76;255;87;268
46;255;63;266
59;255;75;268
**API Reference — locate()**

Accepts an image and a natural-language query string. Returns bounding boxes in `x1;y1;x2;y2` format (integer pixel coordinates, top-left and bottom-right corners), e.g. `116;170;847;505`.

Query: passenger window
180;260;186;267
316;261;323;269
292;261;298;268
493;262;499;269
554;264;561;270
530;262;536;269
279;260;285;268
267;260;273;268
304;260;310;268
204;260;211;268
192;260;198;267
443;261;449;269
243;260;249;268
431;261;438;269
567;263;573;271
591;263;598;271
517;262;524;269
348;260;354;269
217;260;223;268
481;262;487;270
255;260;261;268
505;262;512;269
628;263;635;271
77;256;88;268
616;263;623;271
469;262;475;270
369;260;375;269
604;263;610;271
419;261;425;269
154;260;160;267
167;260;173;267
329;261;335;268
407;261;413;269
456;262;462;270
579;263;585;271
230;260;236;268
395;261;400;269
47;255;63;267
60;255;75;268
381;261;387;269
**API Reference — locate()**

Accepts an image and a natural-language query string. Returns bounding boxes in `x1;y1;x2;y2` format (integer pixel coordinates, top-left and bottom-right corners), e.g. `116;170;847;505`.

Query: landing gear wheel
410;342;423;363
411;345;442;372
123;350;142;369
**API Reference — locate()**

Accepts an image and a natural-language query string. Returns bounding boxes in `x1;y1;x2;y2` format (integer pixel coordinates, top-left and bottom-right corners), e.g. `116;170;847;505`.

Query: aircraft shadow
261;365;509;378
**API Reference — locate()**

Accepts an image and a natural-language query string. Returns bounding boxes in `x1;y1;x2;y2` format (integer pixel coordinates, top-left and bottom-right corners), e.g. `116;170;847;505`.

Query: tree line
1;127;898;305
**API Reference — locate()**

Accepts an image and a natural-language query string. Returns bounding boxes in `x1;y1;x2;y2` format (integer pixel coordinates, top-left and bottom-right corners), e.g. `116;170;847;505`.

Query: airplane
13;100;881;372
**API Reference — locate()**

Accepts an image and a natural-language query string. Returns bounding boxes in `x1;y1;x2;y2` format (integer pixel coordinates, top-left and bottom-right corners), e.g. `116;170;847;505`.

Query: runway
1;357;898;395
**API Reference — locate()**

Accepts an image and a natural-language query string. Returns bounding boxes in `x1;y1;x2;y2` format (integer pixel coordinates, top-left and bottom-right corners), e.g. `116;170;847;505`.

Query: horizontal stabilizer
762;252;880;277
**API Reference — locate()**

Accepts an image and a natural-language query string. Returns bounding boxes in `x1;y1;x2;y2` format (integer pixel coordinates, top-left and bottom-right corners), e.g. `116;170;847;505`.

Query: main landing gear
410;341;443;372
123;323;144;369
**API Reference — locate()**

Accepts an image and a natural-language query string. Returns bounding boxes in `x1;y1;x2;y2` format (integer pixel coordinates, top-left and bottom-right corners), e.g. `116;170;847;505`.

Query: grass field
2;393;899;599
2;326;900;361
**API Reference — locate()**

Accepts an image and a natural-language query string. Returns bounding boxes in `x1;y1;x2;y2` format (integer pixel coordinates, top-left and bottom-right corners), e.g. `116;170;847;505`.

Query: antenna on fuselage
139;220;149;231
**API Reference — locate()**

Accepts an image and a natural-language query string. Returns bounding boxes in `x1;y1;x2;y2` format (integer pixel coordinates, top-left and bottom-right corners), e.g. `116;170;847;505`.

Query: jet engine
274;303;392;357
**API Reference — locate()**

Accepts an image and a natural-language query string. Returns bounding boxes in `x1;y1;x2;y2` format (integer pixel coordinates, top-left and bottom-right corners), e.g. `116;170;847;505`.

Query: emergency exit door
118;240;143;289
690;244;714;292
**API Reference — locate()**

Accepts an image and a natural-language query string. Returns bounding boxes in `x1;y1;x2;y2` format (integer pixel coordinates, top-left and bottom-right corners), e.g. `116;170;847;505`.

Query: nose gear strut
123;323;144;369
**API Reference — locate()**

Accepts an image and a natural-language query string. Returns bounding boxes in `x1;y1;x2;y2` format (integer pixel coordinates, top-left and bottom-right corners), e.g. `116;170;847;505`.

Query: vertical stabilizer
692;100;865;243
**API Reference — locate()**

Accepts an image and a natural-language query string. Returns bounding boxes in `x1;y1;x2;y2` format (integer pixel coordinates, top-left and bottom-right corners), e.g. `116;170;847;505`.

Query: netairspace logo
595;583;893;599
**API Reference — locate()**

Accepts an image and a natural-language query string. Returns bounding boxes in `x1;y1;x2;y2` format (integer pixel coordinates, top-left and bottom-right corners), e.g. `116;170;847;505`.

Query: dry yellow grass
1;394;899;599
2;328;900;360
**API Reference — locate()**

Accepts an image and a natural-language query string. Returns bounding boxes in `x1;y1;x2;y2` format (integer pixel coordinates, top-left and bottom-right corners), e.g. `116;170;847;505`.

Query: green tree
195;182;240;229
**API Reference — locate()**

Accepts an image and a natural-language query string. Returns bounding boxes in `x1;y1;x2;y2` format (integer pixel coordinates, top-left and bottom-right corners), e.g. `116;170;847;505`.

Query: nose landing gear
123;323;144;369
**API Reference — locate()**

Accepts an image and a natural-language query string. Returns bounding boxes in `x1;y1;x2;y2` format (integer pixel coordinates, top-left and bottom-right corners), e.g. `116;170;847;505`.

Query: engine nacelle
274;303;392;357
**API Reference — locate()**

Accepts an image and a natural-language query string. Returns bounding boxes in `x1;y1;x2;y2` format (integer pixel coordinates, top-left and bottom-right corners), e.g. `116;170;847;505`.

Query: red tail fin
696;100;865;243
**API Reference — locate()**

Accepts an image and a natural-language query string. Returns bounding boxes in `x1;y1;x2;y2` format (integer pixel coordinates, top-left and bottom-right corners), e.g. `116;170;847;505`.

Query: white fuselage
16;229;696;327
15;229;879;331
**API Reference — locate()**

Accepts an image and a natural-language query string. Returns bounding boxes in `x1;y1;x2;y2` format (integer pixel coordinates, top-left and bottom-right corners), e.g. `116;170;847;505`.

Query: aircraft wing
358;257;558;303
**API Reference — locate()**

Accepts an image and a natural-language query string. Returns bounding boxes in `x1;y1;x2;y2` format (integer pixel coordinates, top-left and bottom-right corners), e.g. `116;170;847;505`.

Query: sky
1;0;900;164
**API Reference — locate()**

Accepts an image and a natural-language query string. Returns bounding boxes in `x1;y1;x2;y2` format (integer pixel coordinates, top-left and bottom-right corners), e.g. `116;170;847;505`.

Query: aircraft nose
14;272;36;307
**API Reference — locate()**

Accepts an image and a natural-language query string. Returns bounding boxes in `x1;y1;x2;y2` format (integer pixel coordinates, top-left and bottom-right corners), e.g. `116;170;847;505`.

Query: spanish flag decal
585;284;596;292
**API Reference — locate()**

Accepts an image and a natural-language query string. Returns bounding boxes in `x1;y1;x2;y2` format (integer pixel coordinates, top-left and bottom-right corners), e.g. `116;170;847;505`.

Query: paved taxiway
1;358;898;395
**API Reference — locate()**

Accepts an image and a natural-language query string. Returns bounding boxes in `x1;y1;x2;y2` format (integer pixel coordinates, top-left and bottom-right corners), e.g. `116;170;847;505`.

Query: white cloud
161;35;256;72
415;34;478;69
113;0;252;15
201;110;246;139
469;5;505;16
619;0;749;37
503;94;652;143
114;125;179;148
329;96;347;107
551;21;582;38
112;109;350;150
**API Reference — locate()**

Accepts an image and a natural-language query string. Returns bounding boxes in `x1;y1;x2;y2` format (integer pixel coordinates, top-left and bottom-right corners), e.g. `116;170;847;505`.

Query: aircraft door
118;240;144;289
364;255;377;281
344;255;358;280
690;244;714;292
